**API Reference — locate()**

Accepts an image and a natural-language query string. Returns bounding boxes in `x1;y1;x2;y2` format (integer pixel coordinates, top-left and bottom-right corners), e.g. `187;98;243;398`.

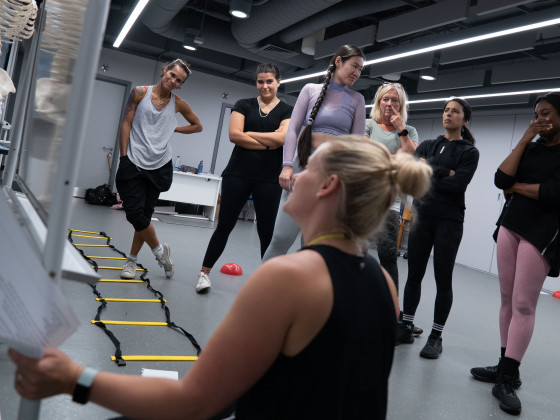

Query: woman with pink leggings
471;92;560;415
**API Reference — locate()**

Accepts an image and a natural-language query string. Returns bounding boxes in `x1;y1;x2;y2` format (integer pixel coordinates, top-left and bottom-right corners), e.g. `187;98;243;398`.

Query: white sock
127;254;137;262
152;244;163;259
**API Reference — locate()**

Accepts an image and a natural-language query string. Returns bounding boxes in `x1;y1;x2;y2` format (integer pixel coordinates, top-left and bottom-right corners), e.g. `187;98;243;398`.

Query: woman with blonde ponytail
10;136;432;419
263;45;366;261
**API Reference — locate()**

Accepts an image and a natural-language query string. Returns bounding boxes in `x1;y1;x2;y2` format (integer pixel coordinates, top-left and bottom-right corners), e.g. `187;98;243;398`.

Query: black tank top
235;245;396;419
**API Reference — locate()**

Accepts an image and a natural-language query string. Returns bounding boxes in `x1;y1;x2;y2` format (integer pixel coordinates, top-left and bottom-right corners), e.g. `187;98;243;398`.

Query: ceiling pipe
139;0;312;68
140;0;191;36
279;0;402;44
231;0;342;49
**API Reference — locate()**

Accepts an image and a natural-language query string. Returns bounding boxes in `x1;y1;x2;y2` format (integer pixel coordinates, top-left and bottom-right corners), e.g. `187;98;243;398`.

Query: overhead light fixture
282;15;560;84
183;33;197;51
420;68;437;81
364;87;560;108
113;0;150;48
184;1;206;51
230;0;252;19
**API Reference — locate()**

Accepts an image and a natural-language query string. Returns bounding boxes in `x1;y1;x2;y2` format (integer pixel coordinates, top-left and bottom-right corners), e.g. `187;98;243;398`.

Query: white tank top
127;85;177;170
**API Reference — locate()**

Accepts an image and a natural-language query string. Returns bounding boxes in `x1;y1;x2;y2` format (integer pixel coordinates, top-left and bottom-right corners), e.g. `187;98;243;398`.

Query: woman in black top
10;136;433;419
195;63;292;293
398;98;479;358
470;93;560;415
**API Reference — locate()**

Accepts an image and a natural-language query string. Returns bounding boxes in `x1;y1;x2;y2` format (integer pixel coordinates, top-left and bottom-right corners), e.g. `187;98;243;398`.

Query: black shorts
115;156;173;231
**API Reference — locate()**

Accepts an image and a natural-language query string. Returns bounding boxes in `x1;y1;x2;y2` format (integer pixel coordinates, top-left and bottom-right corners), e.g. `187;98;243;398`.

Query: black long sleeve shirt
413;135;480;222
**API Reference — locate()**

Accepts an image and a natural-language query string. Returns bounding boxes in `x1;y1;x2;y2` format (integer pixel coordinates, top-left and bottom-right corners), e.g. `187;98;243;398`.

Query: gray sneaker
196;271;211;293
120;259;137;279
157;243;174;278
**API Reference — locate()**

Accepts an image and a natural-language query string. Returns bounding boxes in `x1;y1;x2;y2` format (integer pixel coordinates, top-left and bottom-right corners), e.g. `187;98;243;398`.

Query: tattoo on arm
123;87;146;120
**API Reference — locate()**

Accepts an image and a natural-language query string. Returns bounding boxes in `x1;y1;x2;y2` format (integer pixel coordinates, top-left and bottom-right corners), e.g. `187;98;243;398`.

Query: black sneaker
412;325;423;337
492;374;522;415
395;322;414;345
419;336;442;359
471;361;522;389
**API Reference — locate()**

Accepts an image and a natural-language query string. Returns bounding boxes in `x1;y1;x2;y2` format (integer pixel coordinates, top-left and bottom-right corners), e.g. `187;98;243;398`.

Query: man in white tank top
116;59;202;280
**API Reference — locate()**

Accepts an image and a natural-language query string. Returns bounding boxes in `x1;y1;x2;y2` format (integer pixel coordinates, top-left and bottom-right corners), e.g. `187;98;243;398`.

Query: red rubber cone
220;263;243;276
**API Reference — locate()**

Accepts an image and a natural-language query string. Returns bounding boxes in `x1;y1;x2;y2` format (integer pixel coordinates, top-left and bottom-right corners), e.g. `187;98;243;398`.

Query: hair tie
307;117;314;125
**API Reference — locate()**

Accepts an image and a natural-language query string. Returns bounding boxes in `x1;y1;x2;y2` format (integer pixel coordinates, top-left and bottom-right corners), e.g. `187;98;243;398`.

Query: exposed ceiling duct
139;1;313;68
278;0;402;44
104;0;560;110
140;0;191;37
230;0;342;49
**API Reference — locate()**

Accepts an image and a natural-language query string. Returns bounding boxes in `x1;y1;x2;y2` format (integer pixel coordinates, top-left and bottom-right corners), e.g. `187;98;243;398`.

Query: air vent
257;44;299;60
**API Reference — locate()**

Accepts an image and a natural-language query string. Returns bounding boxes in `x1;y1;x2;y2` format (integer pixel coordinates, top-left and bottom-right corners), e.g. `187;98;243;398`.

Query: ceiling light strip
282;16;560;84
113;0;150;48
364;87;560;107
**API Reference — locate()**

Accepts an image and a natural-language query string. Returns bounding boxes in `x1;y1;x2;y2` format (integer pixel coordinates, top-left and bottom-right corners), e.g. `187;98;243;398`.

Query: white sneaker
157;243;174;278
196;271;211;293
120;259;137;279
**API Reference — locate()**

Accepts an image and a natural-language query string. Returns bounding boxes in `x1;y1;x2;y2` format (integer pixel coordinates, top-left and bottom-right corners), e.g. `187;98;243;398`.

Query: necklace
306;233;348;246
258;97;278;118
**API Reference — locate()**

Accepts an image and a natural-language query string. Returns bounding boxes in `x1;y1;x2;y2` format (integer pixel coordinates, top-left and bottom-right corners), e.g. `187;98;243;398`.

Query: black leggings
402;214;463;327
374;209;400;292
202;175;282;268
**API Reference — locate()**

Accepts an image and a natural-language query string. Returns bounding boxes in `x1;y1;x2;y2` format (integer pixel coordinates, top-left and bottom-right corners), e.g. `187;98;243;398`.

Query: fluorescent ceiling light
183;33;198;51
230;0;252;19
364;87;560;108
282;16;560;84
113;0;150;48
231;10;248;18
420;75;436;81
281;70;328;84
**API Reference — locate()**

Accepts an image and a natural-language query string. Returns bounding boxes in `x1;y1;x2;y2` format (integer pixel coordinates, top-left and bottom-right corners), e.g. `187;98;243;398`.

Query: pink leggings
497;226;551;362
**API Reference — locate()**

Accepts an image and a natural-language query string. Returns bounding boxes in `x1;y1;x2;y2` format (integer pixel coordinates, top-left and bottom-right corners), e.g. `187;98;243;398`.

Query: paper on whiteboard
0;193;79;358
141;368;179;380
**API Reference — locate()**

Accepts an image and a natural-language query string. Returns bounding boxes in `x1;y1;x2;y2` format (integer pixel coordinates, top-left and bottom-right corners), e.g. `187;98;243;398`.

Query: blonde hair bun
392;153;432;199
316;136;432;240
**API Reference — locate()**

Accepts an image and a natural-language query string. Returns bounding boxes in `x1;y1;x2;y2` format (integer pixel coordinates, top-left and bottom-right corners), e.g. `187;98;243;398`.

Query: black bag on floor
85;184;118;206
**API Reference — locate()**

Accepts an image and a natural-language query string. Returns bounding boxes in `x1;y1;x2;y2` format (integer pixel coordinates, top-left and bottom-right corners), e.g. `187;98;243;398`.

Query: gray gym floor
1;198;559;419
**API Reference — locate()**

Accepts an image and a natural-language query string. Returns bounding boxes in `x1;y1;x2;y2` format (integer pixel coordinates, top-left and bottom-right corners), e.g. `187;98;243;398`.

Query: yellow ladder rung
92;320;168;326
99;279;147;283
72;234;111;239
94;266;147;272
74;244;110;247
69;229;103;235
111;355;198;362
87;256;126;260
96;298;166;303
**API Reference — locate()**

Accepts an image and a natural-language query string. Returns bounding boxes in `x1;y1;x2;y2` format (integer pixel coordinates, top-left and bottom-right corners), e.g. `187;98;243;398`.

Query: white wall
95;48;295;171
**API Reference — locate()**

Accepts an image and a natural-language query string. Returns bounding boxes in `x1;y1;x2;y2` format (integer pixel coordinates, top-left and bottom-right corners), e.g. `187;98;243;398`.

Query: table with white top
158;171;222;221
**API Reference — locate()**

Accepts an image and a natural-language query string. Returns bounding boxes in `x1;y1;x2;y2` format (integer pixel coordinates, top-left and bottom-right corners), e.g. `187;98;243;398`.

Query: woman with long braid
263;45;366;261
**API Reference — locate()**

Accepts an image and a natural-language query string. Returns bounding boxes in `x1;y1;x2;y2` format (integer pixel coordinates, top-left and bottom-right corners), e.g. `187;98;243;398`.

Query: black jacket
494;139;560;277
413;135;479;222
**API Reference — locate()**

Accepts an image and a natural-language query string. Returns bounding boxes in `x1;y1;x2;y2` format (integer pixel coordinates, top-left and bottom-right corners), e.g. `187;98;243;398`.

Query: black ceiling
103;0;560;110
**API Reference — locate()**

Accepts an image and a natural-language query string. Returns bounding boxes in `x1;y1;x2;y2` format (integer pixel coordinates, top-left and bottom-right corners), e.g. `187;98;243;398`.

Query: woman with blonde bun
10;136;431;420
